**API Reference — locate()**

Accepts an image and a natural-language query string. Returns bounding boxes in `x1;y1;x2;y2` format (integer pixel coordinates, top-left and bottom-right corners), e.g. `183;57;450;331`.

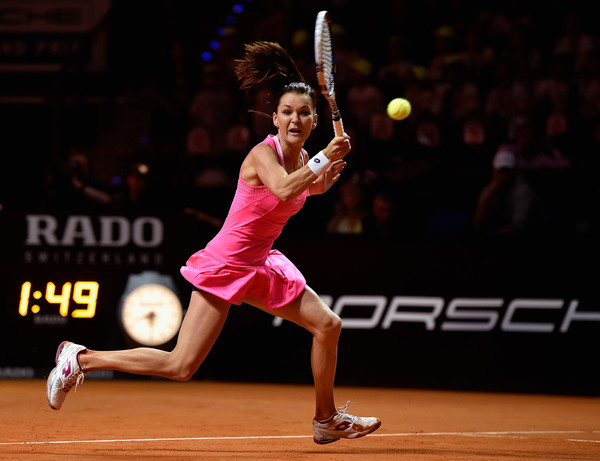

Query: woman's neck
277;135;303;172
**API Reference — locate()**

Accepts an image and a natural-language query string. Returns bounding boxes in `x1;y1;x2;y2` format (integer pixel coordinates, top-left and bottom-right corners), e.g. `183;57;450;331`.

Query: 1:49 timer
19;281;99;318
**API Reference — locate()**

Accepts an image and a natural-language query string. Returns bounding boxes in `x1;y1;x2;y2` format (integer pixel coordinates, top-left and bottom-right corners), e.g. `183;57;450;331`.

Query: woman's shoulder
248;139;277;161
247;135;276;156
240;137;279;185
257;134;276;150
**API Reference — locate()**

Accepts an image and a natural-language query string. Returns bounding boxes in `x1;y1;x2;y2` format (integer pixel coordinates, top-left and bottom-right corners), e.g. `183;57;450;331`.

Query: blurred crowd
13;0;600;238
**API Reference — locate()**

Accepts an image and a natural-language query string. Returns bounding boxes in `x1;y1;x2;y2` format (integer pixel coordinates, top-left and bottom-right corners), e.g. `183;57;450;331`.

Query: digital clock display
18;281;99;318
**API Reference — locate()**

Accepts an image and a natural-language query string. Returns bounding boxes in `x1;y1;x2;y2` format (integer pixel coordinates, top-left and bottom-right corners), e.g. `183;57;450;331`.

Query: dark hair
235;41;316;112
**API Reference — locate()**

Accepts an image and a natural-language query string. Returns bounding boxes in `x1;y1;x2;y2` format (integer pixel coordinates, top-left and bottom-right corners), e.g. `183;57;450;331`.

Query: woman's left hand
310;159;346;195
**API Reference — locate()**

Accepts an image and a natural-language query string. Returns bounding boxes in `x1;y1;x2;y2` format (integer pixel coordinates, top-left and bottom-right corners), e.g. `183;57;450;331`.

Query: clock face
121;284;183;346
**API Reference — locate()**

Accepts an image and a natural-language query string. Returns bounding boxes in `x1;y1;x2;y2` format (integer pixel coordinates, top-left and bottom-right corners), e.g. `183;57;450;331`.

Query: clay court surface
1;380;599;460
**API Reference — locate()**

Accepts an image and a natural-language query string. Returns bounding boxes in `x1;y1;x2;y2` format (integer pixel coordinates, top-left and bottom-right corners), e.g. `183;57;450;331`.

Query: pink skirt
180;249;306;309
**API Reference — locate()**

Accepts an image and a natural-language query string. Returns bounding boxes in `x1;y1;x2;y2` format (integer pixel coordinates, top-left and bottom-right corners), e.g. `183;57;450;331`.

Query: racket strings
317;24;335;94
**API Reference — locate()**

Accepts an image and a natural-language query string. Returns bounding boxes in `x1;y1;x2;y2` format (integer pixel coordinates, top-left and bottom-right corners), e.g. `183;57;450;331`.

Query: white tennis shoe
46;341;87;410
313;402;381;444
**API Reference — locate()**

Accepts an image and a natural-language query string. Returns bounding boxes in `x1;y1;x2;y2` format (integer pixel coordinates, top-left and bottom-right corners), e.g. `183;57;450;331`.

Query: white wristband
307;151;331;176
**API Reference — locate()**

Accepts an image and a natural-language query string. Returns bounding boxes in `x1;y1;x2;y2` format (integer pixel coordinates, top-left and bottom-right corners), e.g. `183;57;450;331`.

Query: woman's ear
273;112;279;128
312;113;318;129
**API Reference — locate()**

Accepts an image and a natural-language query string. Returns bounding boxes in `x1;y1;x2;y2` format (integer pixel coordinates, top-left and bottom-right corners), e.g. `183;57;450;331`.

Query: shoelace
63;370;85;393
337;400;354;413
315;401;359;426
336;401;359;423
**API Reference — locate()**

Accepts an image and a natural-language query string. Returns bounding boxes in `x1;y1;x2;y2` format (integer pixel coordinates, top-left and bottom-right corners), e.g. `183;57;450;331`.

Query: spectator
402;68;435;126
484;59;533;139
545;110;570;158
472;149;540;235
189;64;235;155
430;58;482;147
111;162;159;213
326;178;366;235
533;53;576;115
554;10;595;73
346;58;386;131
508;118;571;171
458;115;495;170
461;24;496;86
378;35;416;96
362;192;398;237
428;25;462;83
289;28;318;88
497;23;543;82
577;50;600;123
44;148;111;212
345;57;386;170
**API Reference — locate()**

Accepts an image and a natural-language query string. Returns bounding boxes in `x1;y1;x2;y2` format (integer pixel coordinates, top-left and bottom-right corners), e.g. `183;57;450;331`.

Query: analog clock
119;272;183;347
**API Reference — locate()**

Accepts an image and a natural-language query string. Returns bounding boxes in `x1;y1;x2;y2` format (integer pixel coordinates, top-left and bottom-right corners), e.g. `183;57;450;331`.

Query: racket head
315;10;344;136
314;10;335;98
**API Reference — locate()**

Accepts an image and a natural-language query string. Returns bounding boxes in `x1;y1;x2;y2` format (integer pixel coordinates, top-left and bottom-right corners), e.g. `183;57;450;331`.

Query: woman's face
273;92;317;145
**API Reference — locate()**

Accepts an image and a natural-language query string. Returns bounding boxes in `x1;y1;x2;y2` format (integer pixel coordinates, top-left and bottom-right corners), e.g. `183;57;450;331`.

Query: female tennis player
47;41;381;444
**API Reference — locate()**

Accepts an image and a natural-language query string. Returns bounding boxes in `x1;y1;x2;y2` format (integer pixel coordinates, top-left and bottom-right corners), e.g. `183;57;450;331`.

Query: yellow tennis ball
387;98;411;121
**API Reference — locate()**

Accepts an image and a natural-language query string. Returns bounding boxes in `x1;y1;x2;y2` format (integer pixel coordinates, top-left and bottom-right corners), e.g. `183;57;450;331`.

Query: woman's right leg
79;290;230;381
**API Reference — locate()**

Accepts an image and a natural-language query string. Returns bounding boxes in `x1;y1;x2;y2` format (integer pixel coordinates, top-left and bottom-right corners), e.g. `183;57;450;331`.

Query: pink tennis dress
180;134;308;309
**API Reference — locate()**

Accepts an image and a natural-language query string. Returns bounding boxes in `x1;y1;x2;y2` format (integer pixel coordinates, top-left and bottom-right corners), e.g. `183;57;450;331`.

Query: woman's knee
165;353;198;381
315;310;342;341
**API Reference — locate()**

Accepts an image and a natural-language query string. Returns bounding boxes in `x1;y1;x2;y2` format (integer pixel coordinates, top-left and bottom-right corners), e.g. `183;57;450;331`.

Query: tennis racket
314;10;344;137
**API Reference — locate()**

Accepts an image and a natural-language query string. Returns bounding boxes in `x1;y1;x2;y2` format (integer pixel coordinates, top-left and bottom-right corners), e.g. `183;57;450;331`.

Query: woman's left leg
247;285;381;444
246;285;341;421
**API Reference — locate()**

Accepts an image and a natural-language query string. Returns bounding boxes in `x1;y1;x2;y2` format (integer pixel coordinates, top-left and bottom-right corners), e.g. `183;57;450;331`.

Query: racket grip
333;118;344;137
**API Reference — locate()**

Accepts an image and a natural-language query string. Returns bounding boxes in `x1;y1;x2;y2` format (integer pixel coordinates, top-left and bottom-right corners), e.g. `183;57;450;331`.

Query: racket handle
333;118;344;137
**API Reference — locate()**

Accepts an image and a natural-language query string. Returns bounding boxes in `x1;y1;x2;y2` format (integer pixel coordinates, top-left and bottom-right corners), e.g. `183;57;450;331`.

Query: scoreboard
1;211;203;378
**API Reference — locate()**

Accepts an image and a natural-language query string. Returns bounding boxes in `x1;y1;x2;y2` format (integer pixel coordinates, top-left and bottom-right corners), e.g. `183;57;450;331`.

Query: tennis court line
0;430;594;446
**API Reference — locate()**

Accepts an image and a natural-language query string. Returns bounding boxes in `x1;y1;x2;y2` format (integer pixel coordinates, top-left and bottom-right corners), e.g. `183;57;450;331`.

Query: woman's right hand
324;133;351;161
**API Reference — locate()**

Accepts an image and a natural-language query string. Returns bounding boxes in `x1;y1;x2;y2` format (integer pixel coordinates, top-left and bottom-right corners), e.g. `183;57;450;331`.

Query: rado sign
24;215;164;248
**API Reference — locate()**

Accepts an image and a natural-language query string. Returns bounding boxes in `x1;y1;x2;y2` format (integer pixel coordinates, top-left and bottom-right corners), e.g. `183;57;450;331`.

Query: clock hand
147;311;156;326
129;312;153;323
